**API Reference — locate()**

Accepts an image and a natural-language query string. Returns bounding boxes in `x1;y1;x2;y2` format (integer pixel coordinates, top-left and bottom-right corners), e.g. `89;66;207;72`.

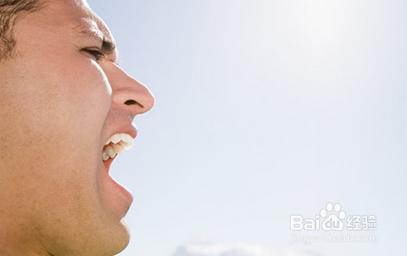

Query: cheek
19;53;111;132
0;54;114;220
3;53;112;177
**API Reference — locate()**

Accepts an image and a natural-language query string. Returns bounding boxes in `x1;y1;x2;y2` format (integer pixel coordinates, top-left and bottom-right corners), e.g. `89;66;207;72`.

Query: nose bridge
110;64;155;116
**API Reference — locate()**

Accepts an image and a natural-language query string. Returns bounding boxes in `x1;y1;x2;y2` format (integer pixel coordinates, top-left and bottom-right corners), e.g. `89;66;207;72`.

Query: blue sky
88;1;406;255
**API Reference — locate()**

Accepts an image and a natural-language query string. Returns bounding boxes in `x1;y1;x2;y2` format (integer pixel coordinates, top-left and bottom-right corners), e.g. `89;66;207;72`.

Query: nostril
124;99;144;108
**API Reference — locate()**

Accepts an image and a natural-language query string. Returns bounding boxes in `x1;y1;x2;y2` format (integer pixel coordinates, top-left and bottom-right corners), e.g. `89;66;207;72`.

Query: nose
108;63;155;117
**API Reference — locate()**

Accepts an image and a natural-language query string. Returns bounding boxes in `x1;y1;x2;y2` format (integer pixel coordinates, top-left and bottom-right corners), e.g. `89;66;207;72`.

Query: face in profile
0;0;154;255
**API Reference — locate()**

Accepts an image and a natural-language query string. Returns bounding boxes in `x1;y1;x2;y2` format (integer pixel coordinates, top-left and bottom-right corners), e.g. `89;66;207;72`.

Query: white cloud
172;242;320;256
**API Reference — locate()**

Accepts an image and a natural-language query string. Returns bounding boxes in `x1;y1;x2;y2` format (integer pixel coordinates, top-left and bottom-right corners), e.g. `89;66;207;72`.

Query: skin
0;0;154;255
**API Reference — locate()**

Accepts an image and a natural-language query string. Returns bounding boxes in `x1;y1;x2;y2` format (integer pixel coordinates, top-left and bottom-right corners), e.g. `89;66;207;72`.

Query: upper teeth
102;133;134;161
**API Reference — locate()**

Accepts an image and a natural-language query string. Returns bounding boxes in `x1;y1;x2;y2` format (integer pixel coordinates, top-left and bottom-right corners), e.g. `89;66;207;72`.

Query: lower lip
102;158;133;217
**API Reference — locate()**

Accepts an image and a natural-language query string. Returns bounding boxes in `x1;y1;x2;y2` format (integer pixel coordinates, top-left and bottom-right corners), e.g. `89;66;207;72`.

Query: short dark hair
0;0;41;60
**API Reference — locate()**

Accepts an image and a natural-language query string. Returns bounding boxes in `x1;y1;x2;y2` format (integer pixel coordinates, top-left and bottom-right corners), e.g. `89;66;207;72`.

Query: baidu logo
319;203;346;230
290;202;376;232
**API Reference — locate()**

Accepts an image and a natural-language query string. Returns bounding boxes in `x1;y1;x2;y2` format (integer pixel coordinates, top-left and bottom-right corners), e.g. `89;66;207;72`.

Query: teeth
121;134;134;149
105;146;116;158
102;133;135;161
112;143;122;152
111;134;122;144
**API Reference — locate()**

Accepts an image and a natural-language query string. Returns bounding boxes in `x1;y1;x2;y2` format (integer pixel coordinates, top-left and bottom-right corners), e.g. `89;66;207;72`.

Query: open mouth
101;133;136;216
103;133;134;162
102;133;134;174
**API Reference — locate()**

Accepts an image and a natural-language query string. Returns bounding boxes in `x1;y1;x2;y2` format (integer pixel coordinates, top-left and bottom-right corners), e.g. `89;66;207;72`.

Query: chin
106;221;131;255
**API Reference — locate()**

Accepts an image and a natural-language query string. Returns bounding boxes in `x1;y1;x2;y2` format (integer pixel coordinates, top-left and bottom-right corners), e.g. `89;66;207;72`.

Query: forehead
42;0;116;49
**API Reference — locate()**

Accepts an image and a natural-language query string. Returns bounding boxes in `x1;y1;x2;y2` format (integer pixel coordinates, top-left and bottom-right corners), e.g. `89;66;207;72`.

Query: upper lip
102;124;138;149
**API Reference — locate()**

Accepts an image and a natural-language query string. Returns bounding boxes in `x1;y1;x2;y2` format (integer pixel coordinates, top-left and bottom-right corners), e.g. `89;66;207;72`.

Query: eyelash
82;48;105;61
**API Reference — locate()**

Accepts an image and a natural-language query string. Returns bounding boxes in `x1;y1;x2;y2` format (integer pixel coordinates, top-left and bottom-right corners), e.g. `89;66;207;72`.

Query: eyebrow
78;28;116;54
73;21;119;61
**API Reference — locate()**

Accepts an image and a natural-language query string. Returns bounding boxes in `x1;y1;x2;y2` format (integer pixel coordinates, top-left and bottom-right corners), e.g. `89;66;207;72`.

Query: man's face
0;0;154;255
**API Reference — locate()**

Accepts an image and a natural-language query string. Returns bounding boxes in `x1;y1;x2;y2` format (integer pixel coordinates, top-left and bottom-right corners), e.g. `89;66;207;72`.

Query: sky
88;1;406;255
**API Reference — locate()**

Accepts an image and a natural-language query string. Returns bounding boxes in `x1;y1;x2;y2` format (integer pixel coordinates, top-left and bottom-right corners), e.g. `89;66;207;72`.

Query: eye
82;48;105;61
